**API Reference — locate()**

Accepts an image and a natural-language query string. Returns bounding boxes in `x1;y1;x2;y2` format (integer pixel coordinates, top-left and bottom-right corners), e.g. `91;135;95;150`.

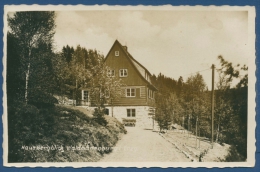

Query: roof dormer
115;50;119;56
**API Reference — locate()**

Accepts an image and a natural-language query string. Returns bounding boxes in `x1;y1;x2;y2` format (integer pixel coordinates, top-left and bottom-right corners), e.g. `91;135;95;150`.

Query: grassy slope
9;105;126;162
162;126;244;162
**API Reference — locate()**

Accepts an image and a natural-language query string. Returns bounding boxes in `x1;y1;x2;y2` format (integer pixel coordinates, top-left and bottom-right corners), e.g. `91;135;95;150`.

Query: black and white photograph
3;5;256;167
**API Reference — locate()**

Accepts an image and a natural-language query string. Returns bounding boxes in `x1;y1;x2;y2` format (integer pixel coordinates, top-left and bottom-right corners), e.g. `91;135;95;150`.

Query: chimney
123;46;127;52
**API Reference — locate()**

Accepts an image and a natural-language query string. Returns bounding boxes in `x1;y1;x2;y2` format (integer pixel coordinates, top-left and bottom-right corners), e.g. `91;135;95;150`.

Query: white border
2;5;256;168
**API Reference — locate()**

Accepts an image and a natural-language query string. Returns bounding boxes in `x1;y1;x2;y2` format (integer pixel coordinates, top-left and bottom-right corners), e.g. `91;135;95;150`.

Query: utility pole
211;64;215;148
188;114;190;138
196;116;198;148
182;115;185;134
111;98;114;117
153;108;155;130
198;119;201;148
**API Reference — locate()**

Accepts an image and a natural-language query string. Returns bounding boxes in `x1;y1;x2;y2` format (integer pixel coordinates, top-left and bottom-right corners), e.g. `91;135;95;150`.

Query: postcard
3;5;256;167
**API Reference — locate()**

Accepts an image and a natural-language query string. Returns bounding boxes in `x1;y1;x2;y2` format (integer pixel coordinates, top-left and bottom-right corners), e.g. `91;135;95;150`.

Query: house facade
81;40;157;129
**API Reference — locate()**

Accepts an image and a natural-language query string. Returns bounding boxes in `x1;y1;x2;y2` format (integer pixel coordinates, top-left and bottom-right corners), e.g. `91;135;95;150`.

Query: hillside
159;126;231;162
8;104;126;162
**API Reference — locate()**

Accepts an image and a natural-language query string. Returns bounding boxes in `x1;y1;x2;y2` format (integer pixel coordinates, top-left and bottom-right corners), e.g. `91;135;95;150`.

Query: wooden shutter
136;88;140;98
140;87;146;98
81;90;84;100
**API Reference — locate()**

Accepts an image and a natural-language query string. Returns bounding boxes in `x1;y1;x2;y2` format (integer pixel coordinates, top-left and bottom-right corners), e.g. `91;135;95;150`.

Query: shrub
8;102;40;162
8;101;57;162
93;106;108;126
28;91;58;108
224;145;246;162
8;102;125;162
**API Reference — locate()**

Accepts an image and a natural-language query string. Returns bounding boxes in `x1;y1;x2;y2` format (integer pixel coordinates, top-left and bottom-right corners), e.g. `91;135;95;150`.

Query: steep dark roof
104;40;158;91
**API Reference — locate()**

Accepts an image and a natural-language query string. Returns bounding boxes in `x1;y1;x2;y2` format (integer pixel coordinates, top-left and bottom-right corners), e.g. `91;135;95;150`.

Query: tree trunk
61;82;65;104
25;62;30;104
188;115;190;137
111;99;114;117
216;123;220;143
196;116;198;148
182;116;185;134
215;116;220;142
25;48;31;104
74;79;78;106
191;122;192;137
198;121;200;148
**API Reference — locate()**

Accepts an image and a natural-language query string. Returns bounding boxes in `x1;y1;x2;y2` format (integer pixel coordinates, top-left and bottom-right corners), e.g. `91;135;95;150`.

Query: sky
53;10;249;88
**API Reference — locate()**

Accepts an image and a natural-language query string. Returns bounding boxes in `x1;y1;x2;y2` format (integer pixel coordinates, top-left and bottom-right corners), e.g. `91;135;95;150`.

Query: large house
81;40;157;129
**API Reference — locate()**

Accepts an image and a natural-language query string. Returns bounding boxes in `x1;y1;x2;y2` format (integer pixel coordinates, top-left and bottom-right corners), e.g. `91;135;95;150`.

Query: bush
223;145;246;162
8;102;37;162
8;102;125;162
8;101;57;162
93;107;108;126
28;91;58;108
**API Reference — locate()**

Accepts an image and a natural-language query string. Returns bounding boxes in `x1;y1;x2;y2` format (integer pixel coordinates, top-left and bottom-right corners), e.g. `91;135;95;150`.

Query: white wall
79;105;159;130
105;106;154;129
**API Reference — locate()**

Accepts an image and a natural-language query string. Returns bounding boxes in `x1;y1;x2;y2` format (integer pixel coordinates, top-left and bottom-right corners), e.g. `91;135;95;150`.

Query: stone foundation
79;105;159;130
105;106;154;129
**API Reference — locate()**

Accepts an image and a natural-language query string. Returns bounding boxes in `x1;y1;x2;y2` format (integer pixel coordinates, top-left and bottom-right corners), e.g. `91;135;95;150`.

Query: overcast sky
54;10;249;88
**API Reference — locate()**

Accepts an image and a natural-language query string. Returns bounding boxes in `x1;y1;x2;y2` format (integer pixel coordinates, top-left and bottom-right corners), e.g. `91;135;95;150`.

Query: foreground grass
160;126;245;162
8;103;126;162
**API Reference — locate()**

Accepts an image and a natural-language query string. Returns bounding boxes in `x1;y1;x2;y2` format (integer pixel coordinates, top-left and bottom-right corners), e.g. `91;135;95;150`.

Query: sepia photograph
3;5;256;167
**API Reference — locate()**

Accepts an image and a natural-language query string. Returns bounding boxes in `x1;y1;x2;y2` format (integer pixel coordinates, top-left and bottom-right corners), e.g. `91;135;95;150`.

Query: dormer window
115;51;119;56
145;72;149;81
119;69;128;77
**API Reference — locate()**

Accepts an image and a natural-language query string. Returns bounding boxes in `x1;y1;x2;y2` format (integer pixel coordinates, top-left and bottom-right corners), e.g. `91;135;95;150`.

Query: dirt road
100;127;190;162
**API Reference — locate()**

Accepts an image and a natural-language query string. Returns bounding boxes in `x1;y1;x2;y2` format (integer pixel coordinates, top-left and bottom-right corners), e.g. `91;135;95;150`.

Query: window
105;108;109;115
107;69;115;77
126;88;135;97
148;89;154;99
119;69;128;77
83;90;89;102
145;72;150;81
127;109;136;117
115;51;119;56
